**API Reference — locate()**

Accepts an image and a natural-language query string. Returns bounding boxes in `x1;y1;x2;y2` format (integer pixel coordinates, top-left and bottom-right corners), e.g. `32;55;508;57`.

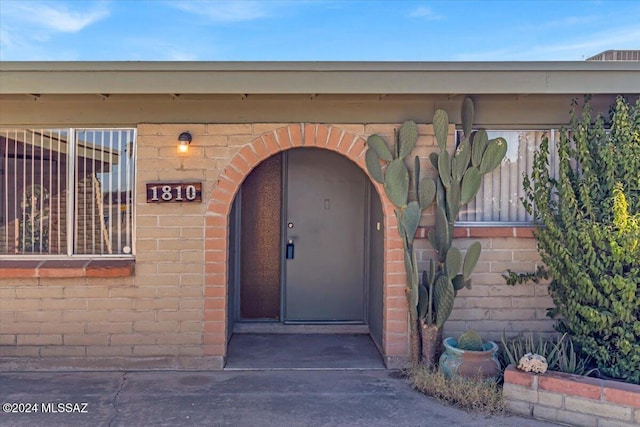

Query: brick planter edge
503;364;640;426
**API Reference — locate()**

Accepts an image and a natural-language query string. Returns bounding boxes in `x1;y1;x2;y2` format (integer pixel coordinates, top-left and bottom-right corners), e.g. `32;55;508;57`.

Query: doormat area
224;334;386;370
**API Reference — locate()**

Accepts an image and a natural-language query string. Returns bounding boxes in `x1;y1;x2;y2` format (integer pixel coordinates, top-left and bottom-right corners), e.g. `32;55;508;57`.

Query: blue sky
1;0;639;61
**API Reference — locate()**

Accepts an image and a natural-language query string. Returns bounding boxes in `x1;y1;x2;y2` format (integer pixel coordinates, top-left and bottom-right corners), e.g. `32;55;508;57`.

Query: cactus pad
367;134;393;161
433;109;449;150
365;149;384;183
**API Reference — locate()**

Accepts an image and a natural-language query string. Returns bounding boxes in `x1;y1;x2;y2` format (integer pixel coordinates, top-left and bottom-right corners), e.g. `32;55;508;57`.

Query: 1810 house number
146;183;202;203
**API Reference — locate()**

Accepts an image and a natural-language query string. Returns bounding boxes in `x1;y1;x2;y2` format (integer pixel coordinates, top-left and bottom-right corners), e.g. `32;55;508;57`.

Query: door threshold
233;323;369;334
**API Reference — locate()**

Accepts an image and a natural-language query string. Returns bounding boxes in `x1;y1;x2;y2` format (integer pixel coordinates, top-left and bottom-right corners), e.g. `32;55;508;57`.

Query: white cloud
120;36;214;61
0;27;12;48
165;50;200;61
550;15;596;27
456;25;640;61
0;1;109;60
167;0;270;22
518;15;597;32
2;0;110;33
409;6;443;20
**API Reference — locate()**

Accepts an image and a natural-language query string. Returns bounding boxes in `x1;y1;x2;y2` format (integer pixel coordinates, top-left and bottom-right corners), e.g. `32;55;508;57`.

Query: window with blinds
457;130;558;224
0;128;136;256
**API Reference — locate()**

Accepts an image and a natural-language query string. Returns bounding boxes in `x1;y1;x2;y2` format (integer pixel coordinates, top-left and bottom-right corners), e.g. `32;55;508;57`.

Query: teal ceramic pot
438;337;500;379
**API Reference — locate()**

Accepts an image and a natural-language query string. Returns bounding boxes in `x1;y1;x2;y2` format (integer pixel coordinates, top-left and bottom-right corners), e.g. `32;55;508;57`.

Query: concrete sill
0;259;135;278
416;226;535;239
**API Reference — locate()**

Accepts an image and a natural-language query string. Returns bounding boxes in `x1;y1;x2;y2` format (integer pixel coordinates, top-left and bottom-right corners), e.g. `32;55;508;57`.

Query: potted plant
439;329;500;379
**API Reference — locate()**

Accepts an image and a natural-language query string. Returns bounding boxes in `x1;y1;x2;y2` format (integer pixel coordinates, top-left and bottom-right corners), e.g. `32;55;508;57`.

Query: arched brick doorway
205;124;407;366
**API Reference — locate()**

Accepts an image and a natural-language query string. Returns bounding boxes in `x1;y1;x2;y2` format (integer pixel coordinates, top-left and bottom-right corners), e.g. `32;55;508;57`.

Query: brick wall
0;122;555;368
504;365;640;426
440;235;553;341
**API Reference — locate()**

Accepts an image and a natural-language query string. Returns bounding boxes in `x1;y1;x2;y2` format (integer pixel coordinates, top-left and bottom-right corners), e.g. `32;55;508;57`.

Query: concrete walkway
225;334;386;370
0;369;560;427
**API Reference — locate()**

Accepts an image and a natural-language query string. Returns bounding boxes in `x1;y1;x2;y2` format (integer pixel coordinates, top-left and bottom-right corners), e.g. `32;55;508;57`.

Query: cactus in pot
439;329;501;379
457;329;484;351
418;97;507;367
365;121;436;366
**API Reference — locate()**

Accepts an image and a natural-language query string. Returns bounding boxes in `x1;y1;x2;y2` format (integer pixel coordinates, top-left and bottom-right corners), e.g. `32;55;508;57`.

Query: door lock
286;239;295;259
287;222;294;229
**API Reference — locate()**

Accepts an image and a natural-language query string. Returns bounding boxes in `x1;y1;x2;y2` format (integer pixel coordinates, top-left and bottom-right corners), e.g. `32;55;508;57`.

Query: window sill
416;226;535;239
0;259;135;278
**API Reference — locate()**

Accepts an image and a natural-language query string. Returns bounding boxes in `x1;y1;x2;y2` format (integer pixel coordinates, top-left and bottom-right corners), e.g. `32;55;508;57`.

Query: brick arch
204;124;407;364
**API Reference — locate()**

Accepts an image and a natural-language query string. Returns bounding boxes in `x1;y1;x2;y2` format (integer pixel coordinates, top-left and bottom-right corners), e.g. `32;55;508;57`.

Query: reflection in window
457;130;557;224
1;128;136;256
19;185;49;253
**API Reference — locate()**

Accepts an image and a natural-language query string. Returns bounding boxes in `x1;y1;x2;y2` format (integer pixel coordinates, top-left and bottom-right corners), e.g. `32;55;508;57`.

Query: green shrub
523;96;640;384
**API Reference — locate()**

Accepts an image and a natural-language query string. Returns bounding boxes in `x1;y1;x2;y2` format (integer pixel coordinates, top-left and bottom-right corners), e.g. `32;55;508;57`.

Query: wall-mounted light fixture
177;131;192;153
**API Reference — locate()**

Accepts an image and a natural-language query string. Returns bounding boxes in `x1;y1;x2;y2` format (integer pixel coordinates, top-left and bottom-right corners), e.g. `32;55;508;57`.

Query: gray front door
284;149;366;322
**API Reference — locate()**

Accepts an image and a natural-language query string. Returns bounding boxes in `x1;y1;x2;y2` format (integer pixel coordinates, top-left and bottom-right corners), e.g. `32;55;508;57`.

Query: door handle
286;239;295;259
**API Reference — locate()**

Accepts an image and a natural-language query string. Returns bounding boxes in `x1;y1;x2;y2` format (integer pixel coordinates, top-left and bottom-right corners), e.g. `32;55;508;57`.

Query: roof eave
1;61;639;95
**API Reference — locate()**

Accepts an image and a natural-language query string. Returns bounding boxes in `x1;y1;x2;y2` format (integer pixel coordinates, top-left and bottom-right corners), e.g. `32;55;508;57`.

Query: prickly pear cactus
420;97;507;332
457;329;484;351
365;121;435;365
365;97;507;366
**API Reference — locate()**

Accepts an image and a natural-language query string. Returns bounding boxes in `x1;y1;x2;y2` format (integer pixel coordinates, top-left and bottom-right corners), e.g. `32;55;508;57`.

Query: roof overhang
1;61;639;95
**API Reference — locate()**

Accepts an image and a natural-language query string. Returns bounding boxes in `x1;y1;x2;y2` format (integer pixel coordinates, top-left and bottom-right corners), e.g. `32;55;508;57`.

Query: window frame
454;128;558;227
0;127;137;259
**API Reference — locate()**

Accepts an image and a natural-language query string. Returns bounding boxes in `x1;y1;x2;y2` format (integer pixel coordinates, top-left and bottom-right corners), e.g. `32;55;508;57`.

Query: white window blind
458;130;557;224
0;128;136;256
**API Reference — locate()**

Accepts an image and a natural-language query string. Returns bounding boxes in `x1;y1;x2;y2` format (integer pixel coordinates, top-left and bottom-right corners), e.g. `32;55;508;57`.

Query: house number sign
146;182;202;203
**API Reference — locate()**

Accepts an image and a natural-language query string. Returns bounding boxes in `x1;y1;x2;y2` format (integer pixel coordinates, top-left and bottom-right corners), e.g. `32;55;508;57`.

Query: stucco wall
0;122;554;369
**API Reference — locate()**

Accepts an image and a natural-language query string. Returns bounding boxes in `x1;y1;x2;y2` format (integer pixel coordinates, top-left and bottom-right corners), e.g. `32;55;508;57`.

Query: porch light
177;131;192;153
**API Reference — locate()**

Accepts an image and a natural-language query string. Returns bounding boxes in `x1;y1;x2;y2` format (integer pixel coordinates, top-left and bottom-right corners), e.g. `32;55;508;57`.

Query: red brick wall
504;365;640;426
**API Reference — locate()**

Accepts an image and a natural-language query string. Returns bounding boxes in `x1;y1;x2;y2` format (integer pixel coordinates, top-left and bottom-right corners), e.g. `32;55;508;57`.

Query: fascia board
1;61;639;95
